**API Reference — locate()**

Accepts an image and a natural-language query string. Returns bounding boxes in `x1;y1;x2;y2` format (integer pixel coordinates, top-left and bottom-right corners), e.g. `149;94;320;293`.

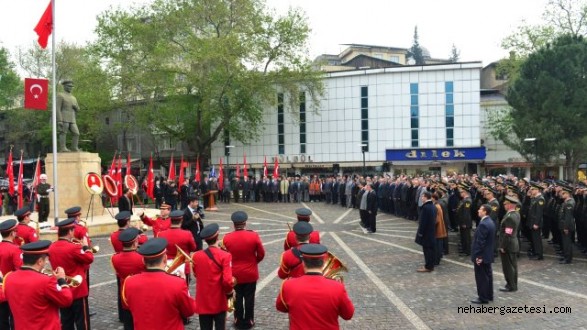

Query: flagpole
50;0;59;225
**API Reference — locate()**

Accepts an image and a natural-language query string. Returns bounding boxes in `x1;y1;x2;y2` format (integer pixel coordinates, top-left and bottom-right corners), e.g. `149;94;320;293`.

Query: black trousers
39;198;50;222
117;277;123;321
60;297;90;330
423;245;435;270
359;210;368;228
199;312;226;330
367;212;377;233
122;308;134;330
531;228;543;257
561;230;574;262
234;282;257;328
474;262;493;302
0;301;14;330
460;227;471;254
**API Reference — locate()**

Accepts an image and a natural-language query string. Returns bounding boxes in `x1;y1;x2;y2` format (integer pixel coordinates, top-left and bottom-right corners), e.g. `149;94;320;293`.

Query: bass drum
102;174;118;197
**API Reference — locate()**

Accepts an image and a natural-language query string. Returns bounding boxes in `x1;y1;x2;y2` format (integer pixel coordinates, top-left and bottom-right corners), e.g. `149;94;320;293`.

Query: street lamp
225;145;235;178
524;138;537;179
358;144;367;176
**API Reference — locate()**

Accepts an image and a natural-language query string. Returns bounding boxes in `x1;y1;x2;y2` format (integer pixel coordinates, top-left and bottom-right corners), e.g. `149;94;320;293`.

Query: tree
0;47;21;111
502;35;587;179
448;44;460;63
91;0;323;165
408;26;425;65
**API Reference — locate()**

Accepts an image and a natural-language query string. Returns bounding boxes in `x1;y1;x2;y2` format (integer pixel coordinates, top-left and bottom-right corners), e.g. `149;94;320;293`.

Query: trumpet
72;238;100;254
76;219;100;253
41;269;84;287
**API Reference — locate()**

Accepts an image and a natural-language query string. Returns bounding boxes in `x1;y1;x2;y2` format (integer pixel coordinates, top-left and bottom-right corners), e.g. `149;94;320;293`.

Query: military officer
527;182;545;260
559;185;575;264
48;218;94;330
192;223;235;330
0;219;22;329
3;240;73;330
222;211;265;330
158;210;197;285
498;195;521;293
122;238;196;329
14;207;38;246
35;174;53;223
283;208;320;250
139;203;172;237
457;184;473;256
110;211;147;253
278;221;313;280
276;244;355;330
111;228;146;330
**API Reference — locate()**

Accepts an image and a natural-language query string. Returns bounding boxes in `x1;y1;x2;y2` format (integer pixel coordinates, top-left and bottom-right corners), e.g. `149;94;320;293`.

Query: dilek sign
386;147;486;162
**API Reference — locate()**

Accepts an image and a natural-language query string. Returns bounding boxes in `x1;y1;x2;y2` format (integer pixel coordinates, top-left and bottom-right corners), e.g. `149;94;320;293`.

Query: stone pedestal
45;152;105;220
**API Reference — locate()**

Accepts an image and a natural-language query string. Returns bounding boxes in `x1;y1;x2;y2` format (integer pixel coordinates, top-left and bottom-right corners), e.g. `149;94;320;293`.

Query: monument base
45;152;105;221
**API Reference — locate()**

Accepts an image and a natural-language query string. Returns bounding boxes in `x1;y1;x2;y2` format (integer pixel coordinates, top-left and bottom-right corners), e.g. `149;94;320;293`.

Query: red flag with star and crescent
34;1;53;49
243;152;248;178
7;149;14;196
273;155;279;178
195;157;201;182
17;153;24;208
263;156;268;177
24;78;49;110
147;155;154;200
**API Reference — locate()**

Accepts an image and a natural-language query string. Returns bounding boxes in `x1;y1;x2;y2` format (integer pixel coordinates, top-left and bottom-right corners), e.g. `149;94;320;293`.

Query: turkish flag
24;78;49;110
34;1;53;49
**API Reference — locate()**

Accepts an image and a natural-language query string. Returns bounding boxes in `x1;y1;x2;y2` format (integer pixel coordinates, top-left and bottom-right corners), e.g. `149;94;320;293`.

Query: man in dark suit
471;204;496;304
415;191;436;272
118;188;134;214
365;183;378;233
182;195;205;250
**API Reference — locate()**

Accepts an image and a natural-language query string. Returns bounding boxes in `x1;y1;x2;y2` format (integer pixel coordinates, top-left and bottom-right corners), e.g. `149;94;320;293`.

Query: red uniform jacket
73;223;90;243
110;229;148;253
141;215;171;238
276;273;355;330
48;239;94;299
283;230;320;250
222;229;265;284
0;240;23;275
278;247;305;280
4;268;73;330
192;246;234;314
111;250;145;310
122;270;195;330
159;227;196;274
14;224;38;246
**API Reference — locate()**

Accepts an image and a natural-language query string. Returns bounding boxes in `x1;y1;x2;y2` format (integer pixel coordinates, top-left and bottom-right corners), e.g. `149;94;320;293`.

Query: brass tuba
321;252;348;283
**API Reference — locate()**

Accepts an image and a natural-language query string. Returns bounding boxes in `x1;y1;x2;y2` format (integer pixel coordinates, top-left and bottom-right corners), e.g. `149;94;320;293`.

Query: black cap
14;207;31;219
529;181;543;190
293;221;313;235
231;211;248;224
561;185;573;193
21;240;52;254
504;195;520;204
0;219;18;232
201;223;219;240
56;218;76;229
64;206;82;217
299;243;327;259
115;211;132;221
138;237;167;259
119;228;140;243
458;183;470;191
170;210;184;220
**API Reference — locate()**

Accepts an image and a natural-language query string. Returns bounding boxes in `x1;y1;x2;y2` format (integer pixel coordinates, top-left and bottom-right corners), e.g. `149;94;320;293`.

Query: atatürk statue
56;79;80;152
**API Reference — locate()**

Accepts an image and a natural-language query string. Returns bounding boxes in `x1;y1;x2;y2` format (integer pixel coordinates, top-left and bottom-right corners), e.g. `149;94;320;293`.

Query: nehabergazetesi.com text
458;305;571;315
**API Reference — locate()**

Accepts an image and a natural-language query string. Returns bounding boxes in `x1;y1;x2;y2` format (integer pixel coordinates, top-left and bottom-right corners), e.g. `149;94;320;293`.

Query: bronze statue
56;79;80;152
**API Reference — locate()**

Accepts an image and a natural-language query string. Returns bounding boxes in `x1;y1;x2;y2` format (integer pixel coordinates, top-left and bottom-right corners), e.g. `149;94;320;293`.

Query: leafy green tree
0;47;21;111
92;0;323;165
503;35;587;179
408;26;424;65
448;44;460;63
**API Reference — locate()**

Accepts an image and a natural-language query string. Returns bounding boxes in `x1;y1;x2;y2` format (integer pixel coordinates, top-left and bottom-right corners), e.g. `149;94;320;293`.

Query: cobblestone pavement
88;202;587;329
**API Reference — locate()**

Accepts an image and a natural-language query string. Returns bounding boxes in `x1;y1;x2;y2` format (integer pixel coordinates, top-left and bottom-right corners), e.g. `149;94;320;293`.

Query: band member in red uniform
48;218;94;330
139;203;172;238
110;211;148;253
278;221;313;280
192;223;235;330
222;211;265;329
276;244;354;330
64;206;95;252
14;207;38;246
111;228;146;330
4;240;73;330
283;208;320;250
122;237;196;330
158;210;197;285
0;219;22;329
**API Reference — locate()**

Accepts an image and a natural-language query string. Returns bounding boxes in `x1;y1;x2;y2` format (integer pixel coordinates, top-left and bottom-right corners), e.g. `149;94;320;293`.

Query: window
391;56;400;63
299;92;306;153
278;93;285;155
445;81;454;147
410;83;419;147
360;86;369;152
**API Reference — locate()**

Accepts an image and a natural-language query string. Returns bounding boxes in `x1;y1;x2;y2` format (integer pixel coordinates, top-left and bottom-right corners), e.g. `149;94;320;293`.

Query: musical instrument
166;245;194;274
41;269;84;287
321;252;348;282
228;276;237;313
30;219;40;238
124;175;139;195
71;219;100;253
103;174;118;197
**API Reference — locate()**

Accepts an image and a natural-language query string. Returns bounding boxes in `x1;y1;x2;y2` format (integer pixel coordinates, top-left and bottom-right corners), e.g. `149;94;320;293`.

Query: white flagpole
51;0;59;225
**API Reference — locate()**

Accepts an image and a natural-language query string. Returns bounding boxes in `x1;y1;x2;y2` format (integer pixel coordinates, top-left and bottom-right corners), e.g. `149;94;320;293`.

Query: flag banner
24;78;49;110
218;158;224;190
243;152;248;178
34;1;53;49
7;149;14;196
168;155;175;182
32;156;41;188
273;155;279;178
178;155;185;184
210;165;216;178
126;152;132;176
147;155;154;200
236;163;241;178
263;156;268;177
195;157;201;182
17;153;24;208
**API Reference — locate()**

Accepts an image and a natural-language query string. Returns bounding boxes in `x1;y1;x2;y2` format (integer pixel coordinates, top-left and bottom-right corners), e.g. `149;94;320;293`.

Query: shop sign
386;147;486;161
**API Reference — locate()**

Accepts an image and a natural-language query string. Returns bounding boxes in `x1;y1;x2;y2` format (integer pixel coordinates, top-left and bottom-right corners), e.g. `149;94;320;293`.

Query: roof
340;43;409;52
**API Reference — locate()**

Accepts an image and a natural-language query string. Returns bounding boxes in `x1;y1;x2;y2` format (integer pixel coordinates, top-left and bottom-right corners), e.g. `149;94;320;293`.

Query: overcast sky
1;0;549;68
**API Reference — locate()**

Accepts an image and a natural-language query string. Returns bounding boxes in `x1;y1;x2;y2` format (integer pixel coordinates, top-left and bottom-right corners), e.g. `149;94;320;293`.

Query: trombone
165;245;195;274
41;269;84;287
